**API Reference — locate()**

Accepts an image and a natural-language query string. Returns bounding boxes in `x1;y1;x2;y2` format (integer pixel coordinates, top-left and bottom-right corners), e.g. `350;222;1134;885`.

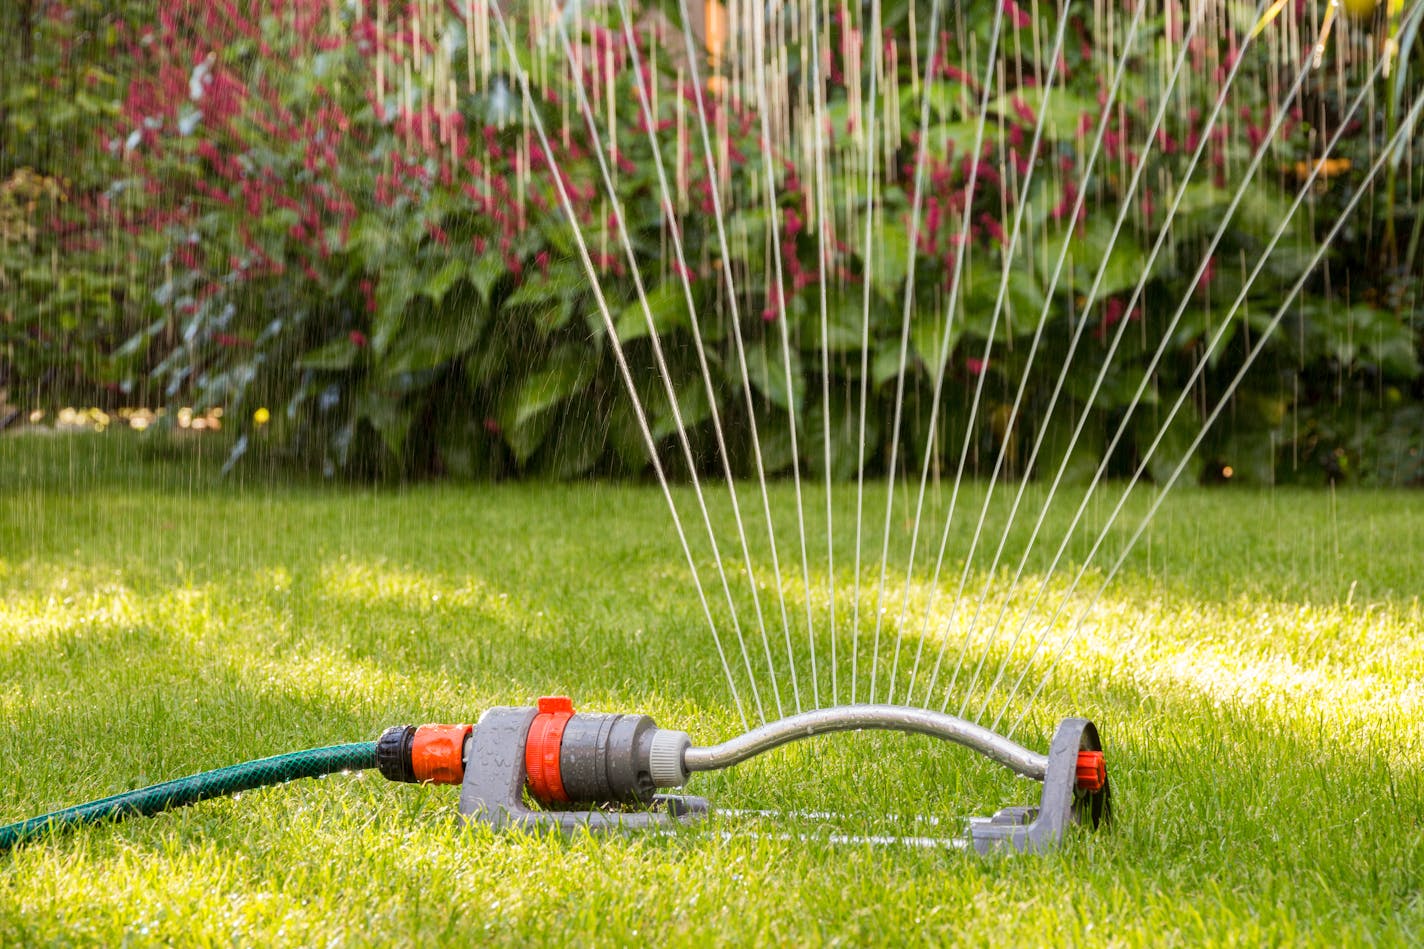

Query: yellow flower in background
253;407;271;426
1293;157;1354;181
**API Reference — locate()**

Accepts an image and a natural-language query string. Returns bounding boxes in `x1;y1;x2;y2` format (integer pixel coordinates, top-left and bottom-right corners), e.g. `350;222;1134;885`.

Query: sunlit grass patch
1;433;1422;945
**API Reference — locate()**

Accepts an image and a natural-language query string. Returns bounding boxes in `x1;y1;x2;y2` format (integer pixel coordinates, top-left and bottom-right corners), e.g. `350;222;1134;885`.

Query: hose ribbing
0;742;377;852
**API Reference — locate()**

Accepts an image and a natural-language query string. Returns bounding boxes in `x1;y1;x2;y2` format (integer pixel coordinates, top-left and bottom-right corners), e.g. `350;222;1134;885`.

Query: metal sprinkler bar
377;697;1110;854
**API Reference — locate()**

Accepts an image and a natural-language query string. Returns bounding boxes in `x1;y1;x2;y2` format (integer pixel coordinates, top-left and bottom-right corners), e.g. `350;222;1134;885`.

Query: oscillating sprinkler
0;698;1109;855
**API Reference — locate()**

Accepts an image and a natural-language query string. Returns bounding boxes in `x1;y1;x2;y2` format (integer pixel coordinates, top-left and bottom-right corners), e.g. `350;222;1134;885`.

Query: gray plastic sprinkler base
458;705;1109;853
966;717;1109;855
459;706;709;832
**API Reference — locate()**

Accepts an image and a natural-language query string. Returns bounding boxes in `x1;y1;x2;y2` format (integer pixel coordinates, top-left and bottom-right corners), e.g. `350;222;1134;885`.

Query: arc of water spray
856;0;945;705
847;0;883;710
804;0;836;710
945;0;1214;719
545;16;772;722
867;0;1014;705
967;15;1336;725
958;0;1290;722
994;54;1421;739
877;0;1011;707
484;0;758;725
604;0;789;717
673;0;802;713
891;0;1085;707
747;0;820;709
914;0;1153;710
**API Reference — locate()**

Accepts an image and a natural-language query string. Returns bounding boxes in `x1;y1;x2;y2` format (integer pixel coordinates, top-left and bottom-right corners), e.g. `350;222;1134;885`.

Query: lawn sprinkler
0;698;1109;854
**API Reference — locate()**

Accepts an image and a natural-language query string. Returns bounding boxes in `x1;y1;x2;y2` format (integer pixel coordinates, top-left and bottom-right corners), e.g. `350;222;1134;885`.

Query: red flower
1003;0;1031;30
349;330;369;348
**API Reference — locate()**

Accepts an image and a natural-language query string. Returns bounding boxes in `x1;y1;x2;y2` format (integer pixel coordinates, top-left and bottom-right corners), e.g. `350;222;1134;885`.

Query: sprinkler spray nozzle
1075;750;1108;793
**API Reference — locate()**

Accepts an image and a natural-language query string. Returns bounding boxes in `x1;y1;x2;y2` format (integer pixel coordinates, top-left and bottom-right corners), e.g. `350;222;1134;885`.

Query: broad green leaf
746;330;805;411
923;121;986;156
910;310;958;377
987;89;1098;140
1174;181;1231;219
468;254;506;305
1086;238;1146;306
1004;267;1049;336
1351;304;1422;380
749;407;797;474
380;302;484;378
463;316;518;389
357;388;413;457
421;259;465;305
920;81;971;120
727;209;766;255
349;214;391;264
438;413;501;480
503;262;583;313
1058;220;1149;307
810;293;873;353
545;407;606;478
872;342;910;386
372;271;418;354
650;378;713;442
615;282;688;342
806;386;878;481
498;345;596;461
871;217;911;301
298;337;360;371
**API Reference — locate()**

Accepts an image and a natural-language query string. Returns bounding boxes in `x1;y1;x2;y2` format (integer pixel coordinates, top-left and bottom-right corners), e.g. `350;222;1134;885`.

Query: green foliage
4;0;1422;485
0;1;157;407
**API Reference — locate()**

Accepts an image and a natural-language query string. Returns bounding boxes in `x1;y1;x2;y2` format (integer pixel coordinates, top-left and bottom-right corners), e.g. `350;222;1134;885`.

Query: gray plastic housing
966;717;1110;854
458;706;708;832
457;705;1107;852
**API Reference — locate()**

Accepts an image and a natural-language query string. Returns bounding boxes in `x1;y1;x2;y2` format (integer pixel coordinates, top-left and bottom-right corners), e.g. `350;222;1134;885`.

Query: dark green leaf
615;282;688;342
298;337;360;371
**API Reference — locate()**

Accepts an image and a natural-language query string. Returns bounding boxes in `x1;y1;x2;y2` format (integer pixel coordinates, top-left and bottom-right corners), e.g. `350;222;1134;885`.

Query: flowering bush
5;0;1421;483
0;0;157;408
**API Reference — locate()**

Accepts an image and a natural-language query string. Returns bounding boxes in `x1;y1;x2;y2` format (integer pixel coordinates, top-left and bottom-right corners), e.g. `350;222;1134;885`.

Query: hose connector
375;723;472;784
648;728;691;787
376;699;690;802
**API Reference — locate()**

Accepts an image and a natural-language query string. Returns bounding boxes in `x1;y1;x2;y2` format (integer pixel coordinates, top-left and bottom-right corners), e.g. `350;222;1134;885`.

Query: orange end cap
526;696;575;804
1075;750;1107;793
411;723;473;784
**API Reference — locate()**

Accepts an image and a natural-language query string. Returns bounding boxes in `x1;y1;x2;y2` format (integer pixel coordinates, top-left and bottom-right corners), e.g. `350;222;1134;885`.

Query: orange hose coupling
524;696;576;803
410;724;474;784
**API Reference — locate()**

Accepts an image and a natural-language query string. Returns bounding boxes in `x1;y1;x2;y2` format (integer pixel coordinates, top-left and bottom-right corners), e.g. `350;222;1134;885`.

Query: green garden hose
0;742;376;852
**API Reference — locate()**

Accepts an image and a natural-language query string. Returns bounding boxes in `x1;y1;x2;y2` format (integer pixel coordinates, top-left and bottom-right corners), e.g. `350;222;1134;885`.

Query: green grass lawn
2;432;1422;945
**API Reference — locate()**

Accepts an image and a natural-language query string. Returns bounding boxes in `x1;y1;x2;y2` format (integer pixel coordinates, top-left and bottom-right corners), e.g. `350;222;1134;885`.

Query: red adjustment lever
1075;750;1107;792
525;696;575;804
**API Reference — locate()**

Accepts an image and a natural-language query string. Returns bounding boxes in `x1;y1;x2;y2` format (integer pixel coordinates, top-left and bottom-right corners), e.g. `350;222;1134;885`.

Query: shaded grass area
1;433;1422;945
